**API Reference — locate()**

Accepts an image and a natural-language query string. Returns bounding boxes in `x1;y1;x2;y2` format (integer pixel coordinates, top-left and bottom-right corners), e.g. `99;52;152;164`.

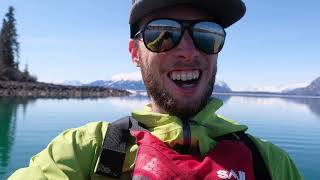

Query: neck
149;98;193;119
150;98;168;114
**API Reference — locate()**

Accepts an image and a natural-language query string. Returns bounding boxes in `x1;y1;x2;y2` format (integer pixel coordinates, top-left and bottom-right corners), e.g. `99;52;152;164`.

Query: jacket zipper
182;119;191;147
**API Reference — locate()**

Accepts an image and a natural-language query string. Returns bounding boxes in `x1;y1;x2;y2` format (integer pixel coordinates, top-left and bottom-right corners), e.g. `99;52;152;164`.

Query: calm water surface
0;95;319;179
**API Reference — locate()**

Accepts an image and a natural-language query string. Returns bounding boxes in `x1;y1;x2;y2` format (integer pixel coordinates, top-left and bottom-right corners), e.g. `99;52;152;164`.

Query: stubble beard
140;57;216;119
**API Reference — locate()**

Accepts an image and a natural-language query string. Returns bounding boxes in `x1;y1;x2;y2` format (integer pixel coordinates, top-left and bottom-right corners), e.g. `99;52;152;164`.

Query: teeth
181;73;187;81
195;71;199;79
187;72;193;80
176;73;181;80
171;72;177;80
169;70;200;81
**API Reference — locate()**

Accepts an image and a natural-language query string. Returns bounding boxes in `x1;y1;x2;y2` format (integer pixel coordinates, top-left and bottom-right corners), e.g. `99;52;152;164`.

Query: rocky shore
0;81;130;98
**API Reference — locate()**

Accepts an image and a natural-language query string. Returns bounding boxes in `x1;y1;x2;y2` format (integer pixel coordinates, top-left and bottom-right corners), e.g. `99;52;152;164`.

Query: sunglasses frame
134;18;227;54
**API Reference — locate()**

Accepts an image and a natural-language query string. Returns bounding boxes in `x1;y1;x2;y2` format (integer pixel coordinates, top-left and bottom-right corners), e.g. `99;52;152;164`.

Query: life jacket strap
237;132;272;180
95;116;147;178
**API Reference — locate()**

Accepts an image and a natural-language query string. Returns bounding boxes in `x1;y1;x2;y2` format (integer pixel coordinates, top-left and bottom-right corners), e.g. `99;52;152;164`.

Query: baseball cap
129;0;246;38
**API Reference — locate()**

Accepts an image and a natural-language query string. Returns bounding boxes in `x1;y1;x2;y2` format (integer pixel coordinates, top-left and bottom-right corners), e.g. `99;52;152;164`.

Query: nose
172;31;200;60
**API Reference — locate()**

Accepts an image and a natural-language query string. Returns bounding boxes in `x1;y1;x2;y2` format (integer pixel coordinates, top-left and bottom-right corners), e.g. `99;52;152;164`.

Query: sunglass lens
143;19;181;52
193;22;225;54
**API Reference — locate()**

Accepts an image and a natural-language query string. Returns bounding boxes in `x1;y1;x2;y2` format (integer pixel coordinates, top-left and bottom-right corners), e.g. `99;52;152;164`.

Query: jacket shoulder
8;121;110;180
248;134;303;180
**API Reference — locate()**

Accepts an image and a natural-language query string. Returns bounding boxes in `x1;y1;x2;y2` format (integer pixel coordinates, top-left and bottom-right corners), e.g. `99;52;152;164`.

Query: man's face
130;6;218;118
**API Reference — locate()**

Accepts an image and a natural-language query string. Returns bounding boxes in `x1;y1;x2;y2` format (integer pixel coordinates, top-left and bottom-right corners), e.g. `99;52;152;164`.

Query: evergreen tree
0;6;36;82
1;6;19;68
0;6;20;80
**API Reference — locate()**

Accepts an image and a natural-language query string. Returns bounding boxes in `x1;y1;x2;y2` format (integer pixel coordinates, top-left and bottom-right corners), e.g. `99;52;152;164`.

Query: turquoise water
0;95;319;179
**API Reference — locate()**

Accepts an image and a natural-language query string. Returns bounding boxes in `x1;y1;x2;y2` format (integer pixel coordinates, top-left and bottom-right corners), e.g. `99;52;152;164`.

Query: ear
129;39;140;67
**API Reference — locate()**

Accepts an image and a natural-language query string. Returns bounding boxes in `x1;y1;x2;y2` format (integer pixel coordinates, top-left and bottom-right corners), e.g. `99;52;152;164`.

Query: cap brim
129;0;246;28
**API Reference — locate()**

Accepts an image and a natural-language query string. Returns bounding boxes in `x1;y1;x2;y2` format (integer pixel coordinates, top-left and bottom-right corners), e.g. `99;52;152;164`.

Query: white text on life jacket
217;169;246;180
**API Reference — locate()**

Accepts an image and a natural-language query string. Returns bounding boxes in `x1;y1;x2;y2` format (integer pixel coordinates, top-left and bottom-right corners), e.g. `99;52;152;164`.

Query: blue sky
0;0;319;90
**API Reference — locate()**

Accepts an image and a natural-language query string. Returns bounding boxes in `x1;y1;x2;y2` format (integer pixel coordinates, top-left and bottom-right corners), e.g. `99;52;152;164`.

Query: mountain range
286;77;320;96
84;79;232;93
61;74;320;96
86;80;146;91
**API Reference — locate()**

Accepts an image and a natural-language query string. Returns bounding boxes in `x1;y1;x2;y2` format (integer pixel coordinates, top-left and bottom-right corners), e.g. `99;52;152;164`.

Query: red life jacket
132;130;255;180
95;116;271;180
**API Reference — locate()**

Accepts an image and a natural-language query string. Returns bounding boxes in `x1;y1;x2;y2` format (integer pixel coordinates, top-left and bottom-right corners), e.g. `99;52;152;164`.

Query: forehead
140;5;210;25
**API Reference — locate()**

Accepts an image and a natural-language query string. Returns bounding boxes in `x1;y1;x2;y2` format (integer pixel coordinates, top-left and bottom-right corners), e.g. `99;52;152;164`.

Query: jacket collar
131;97;248;155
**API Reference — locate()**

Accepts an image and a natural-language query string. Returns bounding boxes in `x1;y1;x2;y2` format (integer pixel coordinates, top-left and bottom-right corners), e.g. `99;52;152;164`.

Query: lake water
0;95;319;179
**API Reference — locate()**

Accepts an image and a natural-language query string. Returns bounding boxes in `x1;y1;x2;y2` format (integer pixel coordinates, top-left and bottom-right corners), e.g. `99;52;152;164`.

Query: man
9;0;302;179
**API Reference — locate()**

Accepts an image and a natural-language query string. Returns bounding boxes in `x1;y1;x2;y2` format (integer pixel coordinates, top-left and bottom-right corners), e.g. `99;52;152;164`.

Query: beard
140;58;216;119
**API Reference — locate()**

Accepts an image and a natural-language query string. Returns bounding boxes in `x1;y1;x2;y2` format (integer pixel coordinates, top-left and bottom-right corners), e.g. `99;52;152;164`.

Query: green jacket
9;98;303;180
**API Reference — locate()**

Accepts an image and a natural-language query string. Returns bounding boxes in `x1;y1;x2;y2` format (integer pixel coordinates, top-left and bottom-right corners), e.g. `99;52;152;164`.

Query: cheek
138;47;151;68
141;52;166;73
201;54;216;68
140;52;161;75
208;55;218;72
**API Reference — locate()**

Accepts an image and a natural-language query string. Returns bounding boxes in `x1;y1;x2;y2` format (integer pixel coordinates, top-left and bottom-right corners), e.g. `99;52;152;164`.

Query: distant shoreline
0;81;130;98
213;92;320;99
1;80;319;99
124;90;320;99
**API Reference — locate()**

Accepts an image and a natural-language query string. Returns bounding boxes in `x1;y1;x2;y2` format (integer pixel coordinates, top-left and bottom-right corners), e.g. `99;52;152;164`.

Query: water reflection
106;95;232;112
0;95;319;178
223;95;320;117
286;97;320;118
0;98;35;176
213;94;231;104
108;96;150;110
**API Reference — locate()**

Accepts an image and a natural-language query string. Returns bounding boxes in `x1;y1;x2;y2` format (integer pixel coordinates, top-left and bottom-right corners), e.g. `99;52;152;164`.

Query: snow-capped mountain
287;77;320;96
85;72;232;92
214;80;232;92
86;79;145;90
62;72;320;96
86;79;231;92
110;72;142;82
84;72;144;90
232;76;320;96
235;83;309;93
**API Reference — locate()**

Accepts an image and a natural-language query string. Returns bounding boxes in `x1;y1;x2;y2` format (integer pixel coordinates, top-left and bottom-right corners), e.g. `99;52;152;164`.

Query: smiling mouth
168;69;202;88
